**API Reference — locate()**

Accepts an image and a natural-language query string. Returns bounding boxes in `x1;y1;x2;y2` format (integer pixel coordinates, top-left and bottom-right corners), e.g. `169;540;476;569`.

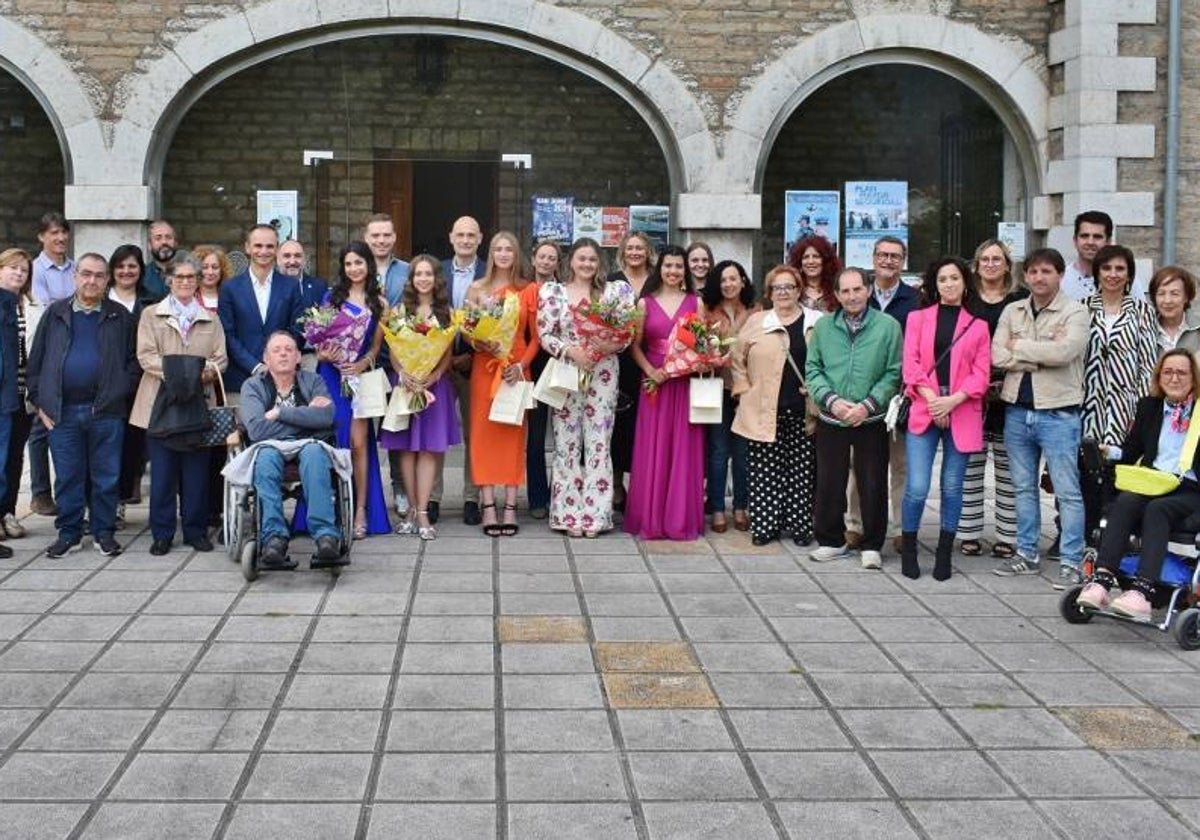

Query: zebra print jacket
1082;293;1158;447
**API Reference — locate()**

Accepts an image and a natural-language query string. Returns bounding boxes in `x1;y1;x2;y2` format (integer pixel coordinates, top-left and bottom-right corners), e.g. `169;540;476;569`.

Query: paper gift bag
533;360;571;409
547;357;581;392
380;387;413;432
351;367;390;419
489;379;534;426
688;376;723;425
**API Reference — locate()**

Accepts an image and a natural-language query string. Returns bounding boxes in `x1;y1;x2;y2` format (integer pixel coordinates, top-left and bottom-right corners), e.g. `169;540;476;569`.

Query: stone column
676;193;761;279
64;185;153;258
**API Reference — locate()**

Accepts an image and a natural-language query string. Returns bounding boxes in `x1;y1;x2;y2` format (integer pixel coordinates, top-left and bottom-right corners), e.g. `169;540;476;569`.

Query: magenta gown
623;294;706;541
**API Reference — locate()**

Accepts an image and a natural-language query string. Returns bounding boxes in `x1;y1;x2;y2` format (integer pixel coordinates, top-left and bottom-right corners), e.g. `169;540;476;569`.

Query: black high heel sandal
501;504;519;537
481;502;502;537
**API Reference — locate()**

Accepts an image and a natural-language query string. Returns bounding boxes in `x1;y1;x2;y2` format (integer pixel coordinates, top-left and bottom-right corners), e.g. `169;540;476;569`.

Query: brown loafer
710;514;728;534
733;510;750;532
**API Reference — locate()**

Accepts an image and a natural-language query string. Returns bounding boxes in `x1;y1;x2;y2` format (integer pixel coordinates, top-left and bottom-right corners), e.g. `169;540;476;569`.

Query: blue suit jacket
218;269;304;391
868;277;920;335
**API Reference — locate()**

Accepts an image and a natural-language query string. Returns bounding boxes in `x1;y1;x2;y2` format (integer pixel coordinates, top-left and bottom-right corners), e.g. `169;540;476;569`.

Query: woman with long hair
193;244;233;314
624;244;706;540
685;241;714;294
466;231;540;537
0;249;32;539
899;257;991;580
526;240;561;520
702;259;758;532
609;231;657;511
380;255;461;541
538;238;634;537
316;240;389;538
786;235;840;313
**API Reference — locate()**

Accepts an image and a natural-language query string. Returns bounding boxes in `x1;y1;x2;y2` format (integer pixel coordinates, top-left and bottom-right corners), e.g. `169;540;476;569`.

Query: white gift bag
547;357;581;392
489;379;534;426
380;387;413;432
351;367;390;419
533;361;570;409
688;376;724;425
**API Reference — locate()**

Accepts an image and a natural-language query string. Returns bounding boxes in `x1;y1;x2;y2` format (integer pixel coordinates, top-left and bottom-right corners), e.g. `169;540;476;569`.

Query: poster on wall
629;205;669;253
783;190;840;260
256;190;299;242
601;207;630;248
532;196;574;245
843;181;908;268
573;206;602;242
996;222;1027;261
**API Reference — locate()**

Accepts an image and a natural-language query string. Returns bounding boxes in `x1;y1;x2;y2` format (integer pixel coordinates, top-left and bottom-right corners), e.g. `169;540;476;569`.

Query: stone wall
0;72;66;251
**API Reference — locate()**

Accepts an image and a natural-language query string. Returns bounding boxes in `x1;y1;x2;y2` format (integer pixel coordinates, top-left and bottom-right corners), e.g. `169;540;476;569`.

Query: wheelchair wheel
1059;586;1093;624
1172;608;1200;650
240;540;258;582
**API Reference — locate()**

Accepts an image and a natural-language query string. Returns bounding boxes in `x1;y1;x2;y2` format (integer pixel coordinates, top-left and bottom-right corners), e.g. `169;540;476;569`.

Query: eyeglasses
76;270;106;281
874;252;904;262
770;285;798;293
1161;370;1192;379
978;257;1007;265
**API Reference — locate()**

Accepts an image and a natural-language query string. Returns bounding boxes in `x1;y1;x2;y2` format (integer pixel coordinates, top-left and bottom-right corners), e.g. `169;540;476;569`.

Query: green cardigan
805;307;902;426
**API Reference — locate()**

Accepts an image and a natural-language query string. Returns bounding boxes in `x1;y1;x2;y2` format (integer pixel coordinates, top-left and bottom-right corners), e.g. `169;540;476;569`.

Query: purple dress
379;373;462;453
623;294;706;541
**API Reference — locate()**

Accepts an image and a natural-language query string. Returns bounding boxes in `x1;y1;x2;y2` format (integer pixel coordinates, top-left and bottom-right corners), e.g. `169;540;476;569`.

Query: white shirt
1065;261;1149;303
107;288;137;313
250;266;272;323
451;258;478;309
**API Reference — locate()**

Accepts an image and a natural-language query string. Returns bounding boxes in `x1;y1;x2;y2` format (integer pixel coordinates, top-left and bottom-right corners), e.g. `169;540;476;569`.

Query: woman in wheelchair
1078;349;1200;619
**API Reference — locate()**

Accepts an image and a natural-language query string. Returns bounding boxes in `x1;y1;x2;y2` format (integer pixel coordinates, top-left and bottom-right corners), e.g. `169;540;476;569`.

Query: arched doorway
760;63;1031;273
0;69;67;251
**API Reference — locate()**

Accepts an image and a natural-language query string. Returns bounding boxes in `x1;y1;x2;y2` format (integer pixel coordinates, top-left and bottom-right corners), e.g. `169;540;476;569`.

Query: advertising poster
843;181;908;268
996;222;1027;261
601;206;630;248
629;205;669;253
573;205;602;242
532;196;574;245
256;190;299;241
783;190;840;260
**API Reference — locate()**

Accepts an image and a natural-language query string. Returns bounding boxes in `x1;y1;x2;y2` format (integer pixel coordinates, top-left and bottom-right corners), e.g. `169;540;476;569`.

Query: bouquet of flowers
643;311;734;396
381;306;458;412
571;296;640;362
297;303;372;395
453;292;520;361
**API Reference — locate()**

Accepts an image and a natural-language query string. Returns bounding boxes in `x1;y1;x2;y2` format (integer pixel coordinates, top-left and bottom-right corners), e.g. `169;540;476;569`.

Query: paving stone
234;592;327;614
266;709;382;752
1;569;92;590
693;642;794;672
667;593;757;617
366;803;496;839
872;750;1015;798
53;590;153;615
1109;749;1200;798
604;674;718;709
0;591;67;612
389;711;495;752
629;751;755;799
906;799;1059;840
498;615;587;643
60;672;179;708
0;751;125;799
411;593;495;615
376;753;495;800
0;803;90;840
195;642;298;673
406;616;495;642
171;673;286;709
507;752;627;801
504;709;613;752
1072;642;1195;672
144;709;269;751
990;749;1140;797
1135;673;1200;707
768;616;869;643
224;803;362;840
595;641;699;673
393;674;495;709
946;616;1053;643
840;709;968;749
284;673;390;709
656;574;739;594
909;672;1037;708
142;591;239;614
583;593;671;616
120;615;222;641
642;801;777;840
707;673;821;708
751;592;846;616
0;641;104;671
243;752;372;800
0;671;73;707
322;591;408;615
421;572;495;592
645;556;723;574
0;613;38;639
217;615;312;643
789;642;897;673
1012;671;1144;706
616;709;734;751
110;752;248;799
507;802;638;840
1038;799;1196;840
775;801;919;840
501;593;583;615
750;751;887;799
400;643;494;674
677;617;775;642
947;708;1086;749
590;617;681;640
502;642;594;673
573;555;648;573
728;708;851;750
299;642;397;673
882;642;999;672
79;802;224;840
92;641;202;672
506;674;605;709
641;540;713;556
811;673;930;708
23;709;153;751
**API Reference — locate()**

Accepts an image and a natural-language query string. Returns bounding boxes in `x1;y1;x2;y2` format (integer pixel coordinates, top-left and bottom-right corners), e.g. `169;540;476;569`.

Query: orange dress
469;281;540;486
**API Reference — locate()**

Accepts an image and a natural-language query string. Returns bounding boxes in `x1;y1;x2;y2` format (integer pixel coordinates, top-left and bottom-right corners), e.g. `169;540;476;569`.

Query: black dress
609;269;641;477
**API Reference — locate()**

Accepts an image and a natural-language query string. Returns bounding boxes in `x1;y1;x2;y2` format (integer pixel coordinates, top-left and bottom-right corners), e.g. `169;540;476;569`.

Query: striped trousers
958;431;1017;543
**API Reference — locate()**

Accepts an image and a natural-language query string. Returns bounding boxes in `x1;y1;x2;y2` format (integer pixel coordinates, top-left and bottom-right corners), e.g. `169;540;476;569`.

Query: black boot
901;532;920;579
933;530;954;581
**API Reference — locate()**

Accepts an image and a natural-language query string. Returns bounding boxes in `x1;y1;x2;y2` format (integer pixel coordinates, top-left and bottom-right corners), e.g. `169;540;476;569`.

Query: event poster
996;222;1027;261
573;205;602;242
629;205;669;253
532;196;573;245
600;206;630;248
843;181;908;268
783;190;840;260
256;190;298;241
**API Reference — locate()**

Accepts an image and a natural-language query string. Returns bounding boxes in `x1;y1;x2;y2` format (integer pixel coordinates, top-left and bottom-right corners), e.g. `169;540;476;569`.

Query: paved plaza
2;483;1200;839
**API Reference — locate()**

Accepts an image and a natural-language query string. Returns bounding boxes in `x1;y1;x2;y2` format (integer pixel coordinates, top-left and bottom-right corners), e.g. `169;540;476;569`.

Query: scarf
169;295;202;345
1167;396;1194;434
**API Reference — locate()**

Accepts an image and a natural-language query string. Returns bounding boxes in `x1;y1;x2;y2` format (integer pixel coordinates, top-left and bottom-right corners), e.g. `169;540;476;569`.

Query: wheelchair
223;432;354;581
1059;517;1200;650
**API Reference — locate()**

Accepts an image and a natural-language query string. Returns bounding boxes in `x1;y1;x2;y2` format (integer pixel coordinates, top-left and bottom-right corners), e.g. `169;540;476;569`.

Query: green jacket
805;307;902;426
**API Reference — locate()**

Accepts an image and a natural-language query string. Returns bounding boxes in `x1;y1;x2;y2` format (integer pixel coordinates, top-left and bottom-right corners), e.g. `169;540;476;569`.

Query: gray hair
165;254;202;278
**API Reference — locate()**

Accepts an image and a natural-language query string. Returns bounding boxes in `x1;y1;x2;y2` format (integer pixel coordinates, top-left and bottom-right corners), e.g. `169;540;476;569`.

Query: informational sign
256;190;299;241
784;190;840;260
601;207;630;248
996;222;1027;261
573;205;602;242
843;181;908;269
629;205;669;253
532;196;574;245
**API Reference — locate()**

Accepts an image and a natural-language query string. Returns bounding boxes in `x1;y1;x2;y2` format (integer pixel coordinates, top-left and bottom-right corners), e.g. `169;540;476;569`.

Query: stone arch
0;16;102;184
725;14;1049;203
111;0;716;205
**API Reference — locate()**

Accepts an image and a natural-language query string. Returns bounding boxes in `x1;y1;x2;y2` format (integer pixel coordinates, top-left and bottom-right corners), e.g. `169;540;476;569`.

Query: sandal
481;502;502;537
991;541;1015;559
395;511;419;536
417;510;436;541
353;509;368;540
960;540;983;556
567;528;583;539
501;504;519;537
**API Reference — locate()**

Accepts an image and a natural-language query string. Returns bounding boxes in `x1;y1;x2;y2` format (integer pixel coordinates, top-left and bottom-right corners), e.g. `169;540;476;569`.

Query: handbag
200;365;238;447
351;366;390;419
1114;408;1200;496
887;313;979;434
688;376;723;425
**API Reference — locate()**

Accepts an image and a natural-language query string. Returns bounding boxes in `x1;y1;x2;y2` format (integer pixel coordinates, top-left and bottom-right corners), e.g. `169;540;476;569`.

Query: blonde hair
616;231;657;274
482;231;529;287
0;248;33;300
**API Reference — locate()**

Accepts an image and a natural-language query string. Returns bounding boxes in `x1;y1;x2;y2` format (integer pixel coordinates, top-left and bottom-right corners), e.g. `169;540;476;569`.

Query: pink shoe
1075;582;1110;611
1110;589;1152;621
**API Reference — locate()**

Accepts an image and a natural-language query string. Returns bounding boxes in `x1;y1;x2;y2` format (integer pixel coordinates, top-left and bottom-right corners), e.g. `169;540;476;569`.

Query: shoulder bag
1114;409;1200;496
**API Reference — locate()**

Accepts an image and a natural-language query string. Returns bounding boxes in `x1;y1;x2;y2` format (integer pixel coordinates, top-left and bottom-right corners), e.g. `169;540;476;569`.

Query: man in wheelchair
1077;349;1200;619
237;331;346;569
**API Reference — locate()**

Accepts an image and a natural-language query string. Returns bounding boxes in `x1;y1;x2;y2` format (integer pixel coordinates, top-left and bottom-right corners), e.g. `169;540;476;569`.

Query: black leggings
1096;488;1200;582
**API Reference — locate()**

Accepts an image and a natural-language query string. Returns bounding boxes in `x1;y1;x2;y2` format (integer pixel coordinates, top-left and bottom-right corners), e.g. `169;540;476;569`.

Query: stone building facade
0;0;1192;275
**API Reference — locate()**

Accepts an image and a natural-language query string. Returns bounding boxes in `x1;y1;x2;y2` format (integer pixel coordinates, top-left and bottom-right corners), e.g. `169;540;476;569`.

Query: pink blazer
903;305;991;452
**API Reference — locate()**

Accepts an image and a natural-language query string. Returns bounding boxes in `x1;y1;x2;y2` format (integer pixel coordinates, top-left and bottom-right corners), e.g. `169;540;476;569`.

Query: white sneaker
393;491;410;516
860;550;882;570
810;544;852;563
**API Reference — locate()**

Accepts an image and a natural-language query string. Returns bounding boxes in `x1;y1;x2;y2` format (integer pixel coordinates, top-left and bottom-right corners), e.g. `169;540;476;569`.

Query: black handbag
200;366;238;447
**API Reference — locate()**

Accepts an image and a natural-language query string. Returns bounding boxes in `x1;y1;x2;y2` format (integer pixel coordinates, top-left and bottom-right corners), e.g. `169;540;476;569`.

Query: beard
153;245;177;264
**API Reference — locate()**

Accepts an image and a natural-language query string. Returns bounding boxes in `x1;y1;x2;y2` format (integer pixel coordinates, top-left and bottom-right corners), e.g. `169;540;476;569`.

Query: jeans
253;443;339;542
902;424;969;533
706;391;748;513
48;404;123;542
29;414;50;497
147;437;210;542
1004;405;1084;566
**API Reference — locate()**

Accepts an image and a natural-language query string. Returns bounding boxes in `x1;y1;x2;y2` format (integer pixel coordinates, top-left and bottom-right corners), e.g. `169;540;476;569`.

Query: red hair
786;235;841;311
